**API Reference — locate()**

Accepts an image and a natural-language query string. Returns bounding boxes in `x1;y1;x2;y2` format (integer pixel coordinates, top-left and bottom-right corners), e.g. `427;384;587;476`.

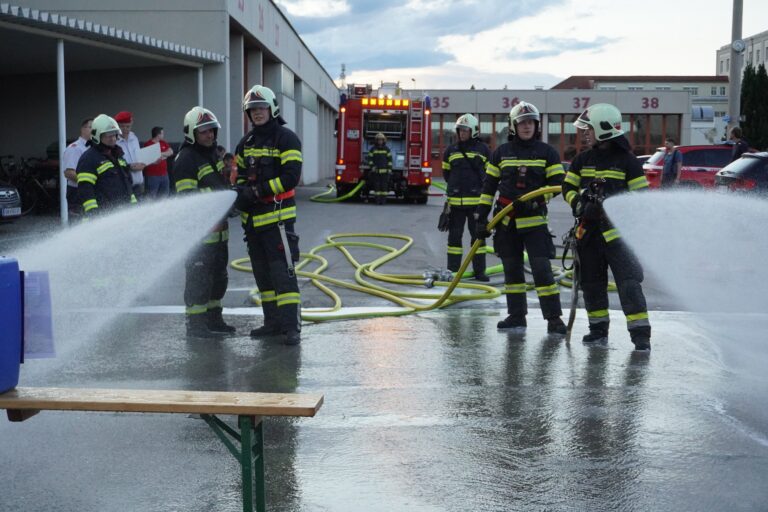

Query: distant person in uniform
62;118;92;214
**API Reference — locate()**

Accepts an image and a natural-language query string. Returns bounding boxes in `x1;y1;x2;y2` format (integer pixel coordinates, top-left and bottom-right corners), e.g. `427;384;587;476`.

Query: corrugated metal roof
0;2;225;64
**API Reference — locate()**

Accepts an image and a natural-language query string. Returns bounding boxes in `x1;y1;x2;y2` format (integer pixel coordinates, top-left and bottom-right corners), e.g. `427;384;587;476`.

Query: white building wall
301;109;319;184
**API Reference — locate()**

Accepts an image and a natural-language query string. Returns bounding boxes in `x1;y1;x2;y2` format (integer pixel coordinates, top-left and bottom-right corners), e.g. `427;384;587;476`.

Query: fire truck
335;83;432;203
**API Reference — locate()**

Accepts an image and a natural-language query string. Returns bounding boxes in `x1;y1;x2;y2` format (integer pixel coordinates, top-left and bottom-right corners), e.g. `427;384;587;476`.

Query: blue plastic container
0;257;23;393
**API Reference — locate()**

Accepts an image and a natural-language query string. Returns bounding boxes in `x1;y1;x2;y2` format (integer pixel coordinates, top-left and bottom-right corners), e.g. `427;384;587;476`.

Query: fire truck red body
335;83;432;203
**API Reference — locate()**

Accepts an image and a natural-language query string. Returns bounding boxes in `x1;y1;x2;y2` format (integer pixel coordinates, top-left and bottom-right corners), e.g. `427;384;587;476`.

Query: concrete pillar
57;39;68;225
229;33;245;146
203;63;230;151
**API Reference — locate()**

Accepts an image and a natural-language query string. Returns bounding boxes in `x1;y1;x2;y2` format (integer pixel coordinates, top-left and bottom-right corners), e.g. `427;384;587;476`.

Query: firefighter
76;113;137;216
476;101;567;334
235;85;302;346
441;113;491;280
563;103;651;351
174;106;235;339
366;132;392;205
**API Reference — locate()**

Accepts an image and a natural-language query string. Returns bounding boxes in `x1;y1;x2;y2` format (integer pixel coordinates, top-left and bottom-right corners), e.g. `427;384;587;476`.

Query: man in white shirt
62;118;92;214
114;111;146;197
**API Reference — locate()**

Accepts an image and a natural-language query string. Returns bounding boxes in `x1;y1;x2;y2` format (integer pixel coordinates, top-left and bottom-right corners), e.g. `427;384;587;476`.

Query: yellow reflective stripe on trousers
77;172;97;185
280;149;302;164
447;245;463;255
628;176;649;191
479;193;494;206
588;309;609;319
276;292;301;307
130;194;138;204
83;199;98;212
259;290;276;302
515;215;547;230
535;283;559;297
186;304;207;315
207;299;222;309
602;228;620;243
176;178;198;192
504;283;528;294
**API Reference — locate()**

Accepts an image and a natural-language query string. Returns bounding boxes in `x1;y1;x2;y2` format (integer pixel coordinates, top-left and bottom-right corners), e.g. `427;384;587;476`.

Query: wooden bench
0;386;324;512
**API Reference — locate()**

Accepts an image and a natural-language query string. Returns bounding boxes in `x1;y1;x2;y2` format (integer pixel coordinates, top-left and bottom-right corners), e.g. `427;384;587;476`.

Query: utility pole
728;0;743;132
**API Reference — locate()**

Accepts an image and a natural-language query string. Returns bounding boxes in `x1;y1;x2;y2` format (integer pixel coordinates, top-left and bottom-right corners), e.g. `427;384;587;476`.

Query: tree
740;63;768;150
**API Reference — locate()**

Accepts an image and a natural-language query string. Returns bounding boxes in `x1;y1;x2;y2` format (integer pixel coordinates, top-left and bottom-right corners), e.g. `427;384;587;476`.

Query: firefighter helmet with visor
573;103;624;141
508;101;540;135
90;114;120;145
183;107;220;144
375;132;387;143
455;113;479;139
243;85;280;118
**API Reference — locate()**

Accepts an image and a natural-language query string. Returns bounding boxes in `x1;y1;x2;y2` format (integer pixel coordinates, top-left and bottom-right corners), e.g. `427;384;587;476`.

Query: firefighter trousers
184;240;229;316
371;170;390;201
446;206;486;274
495;225;562;320
245;222;301;333
577;232;650;338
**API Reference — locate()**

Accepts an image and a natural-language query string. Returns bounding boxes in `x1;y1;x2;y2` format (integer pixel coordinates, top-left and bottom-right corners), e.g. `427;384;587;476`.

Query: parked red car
642;145;733;189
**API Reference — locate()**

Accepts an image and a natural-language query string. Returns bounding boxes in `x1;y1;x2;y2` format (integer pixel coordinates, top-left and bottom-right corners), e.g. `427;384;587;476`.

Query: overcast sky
274;0;768;90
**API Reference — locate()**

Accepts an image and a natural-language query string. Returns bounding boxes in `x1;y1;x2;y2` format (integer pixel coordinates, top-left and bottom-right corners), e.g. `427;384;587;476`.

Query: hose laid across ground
232;185;617;322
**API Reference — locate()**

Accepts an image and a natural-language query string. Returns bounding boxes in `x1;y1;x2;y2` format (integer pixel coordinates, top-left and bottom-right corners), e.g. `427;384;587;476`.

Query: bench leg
238;415;265;512
201;414;265;512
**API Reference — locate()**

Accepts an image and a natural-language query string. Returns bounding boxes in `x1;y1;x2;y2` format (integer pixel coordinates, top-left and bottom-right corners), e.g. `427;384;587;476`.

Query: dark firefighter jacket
562;138;650;243
174;142;230;244
477;137;565;232
235;118;302;233
442;139;491;208
366;144;392;172
76;143;136;215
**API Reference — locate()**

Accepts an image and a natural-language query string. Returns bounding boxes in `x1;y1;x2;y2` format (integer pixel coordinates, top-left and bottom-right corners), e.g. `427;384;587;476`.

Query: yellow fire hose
309;180;367;203
231;185;615;322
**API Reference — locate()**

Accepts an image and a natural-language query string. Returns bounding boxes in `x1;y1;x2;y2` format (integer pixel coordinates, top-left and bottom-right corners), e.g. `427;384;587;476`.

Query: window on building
683;87;699;96
494;115;509;149
720;60;725;73
598;86;616;90
479;114;494;148
655;86;671;91
711;86;718;96
629;114;680;156
757;49;761;64
628;86;644;91
748;51;753;64
726;58;730;72
720;86;727;96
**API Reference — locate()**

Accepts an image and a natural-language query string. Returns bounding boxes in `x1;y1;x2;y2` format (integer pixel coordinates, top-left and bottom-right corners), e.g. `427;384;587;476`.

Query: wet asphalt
1;186;767;511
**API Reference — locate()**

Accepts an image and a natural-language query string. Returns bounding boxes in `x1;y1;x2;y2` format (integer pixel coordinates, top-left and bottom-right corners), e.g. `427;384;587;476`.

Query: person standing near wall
62;117;92;215
114;111;146;198
143;126;174;199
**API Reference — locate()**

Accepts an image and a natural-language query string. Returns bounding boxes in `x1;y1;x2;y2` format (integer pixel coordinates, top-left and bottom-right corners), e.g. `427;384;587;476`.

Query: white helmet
183;107;220;144
573;103;624;141
243;85;280;118
90;114;120;145
508;101;540;135
455;113;479;139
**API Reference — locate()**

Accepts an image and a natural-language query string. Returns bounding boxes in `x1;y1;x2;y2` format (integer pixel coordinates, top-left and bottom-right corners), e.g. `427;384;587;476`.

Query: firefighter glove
475;216;492;239
437;202;451;232
582;201;602;221
234;184;259;210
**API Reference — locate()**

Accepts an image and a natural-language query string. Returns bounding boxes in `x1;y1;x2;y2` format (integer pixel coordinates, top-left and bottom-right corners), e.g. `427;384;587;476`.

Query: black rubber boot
284;330;301;346
473;273;490;282
631;335;651;351
186;315;222;339
547;317;567;335
207;307;236;334
249;324;282;338
497;315;526;330
582;326;609;344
